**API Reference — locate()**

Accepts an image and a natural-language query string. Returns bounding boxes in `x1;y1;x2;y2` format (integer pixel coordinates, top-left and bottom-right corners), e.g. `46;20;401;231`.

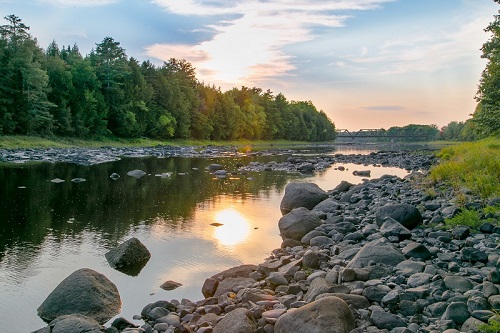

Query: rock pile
33;156;500;333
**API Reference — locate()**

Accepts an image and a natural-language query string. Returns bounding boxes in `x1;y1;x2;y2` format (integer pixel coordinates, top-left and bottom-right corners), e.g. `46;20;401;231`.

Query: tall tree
91;36;130;136
0;15;54;135
474;0;500;136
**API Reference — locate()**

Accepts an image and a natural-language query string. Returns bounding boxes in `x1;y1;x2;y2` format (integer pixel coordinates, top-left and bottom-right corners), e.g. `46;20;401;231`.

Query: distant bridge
336;129;434;141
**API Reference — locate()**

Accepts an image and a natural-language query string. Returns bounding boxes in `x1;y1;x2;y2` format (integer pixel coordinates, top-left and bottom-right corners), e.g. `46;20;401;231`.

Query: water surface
0;147;411;332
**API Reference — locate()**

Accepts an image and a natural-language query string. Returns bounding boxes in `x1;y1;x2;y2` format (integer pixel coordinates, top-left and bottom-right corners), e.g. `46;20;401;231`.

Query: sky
1;0;498;130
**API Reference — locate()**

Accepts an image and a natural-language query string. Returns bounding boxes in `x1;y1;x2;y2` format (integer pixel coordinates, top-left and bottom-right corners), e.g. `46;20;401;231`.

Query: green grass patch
479;314;500;333
444;209;483;229
444;205;500;230
429;137;500;199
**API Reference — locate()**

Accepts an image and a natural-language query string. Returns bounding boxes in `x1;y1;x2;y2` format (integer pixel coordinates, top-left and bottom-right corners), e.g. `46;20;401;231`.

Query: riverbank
0;135;316;150
30;146;500;333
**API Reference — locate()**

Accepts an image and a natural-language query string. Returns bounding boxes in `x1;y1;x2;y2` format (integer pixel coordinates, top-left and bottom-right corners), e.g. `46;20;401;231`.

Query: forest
0;15;336;142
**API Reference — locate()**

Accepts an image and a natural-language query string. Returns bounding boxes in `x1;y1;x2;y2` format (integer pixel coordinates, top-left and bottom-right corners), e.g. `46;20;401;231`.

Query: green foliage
474;2;500;137
0;15;336;142
478;312;500;333
429;138;500;199
439;119;478;141
444;209;483;229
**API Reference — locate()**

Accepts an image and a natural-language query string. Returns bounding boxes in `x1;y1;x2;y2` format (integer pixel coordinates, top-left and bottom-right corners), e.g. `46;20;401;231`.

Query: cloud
350;12;492;75
37;0;118;7
360;105;406;111
147;0;396;88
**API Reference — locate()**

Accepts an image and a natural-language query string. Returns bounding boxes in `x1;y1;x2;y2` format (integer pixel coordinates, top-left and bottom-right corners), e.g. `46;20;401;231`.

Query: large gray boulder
280;182;328;215
347;240;405;269
278;207;322;241
212;308;257;333
274;296;355;333
37;268;121;324
375;203;423;229
105;237;151;276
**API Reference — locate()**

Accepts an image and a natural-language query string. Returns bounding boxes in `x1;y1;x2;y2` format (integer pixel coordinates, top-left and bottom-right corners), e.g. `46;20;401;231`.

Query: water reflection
213;208;251;246
0;147;415;333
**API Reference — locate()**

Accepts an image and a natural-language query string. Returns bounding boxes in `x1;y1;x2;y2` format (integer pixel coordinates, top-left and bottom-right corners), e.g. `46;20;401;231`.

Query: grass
479;313;500;333
428;137;500;199
444;209;484;229
444;204;500;230
0;135;317;150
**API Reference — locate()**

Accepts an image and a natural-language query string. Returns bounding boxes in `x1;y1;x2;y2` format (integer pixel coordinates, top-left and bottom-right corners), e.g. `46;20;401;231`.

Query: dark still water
0;148;410;332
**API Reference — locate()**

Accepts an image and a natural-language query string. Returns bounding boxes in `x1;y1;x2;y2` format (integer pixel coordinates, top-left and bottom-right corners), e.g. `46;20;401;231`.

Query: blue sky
1;0;498;130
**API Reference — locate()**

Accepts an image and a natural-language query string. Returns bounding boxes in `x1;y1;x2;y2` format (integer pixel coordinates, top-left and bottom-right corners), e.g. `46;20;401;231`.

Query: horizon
2;0;498;131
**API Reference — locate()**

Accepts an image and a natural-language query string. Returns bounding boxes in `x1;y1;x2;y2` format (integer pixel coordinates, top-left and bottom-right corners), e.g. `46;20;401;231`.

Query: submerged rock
126;169;146;179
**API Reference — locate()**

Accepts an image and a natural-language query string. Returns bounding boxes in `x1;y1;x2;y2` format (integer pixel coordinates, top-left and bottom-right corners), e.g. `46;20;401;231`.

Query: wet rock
37;268;121;324
160;280;183;291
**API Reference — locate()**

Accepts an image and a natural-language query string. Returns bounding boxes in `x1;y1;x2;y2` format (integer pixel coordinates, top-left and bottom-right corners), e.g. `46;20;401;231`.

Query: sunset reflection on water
213;208;251;246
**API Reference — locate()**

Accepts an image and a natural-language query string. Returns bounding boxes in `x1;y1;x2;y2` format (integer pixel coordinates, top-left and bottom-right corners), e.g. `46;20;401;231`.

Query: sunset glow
4;0;498;129
213;208;251;246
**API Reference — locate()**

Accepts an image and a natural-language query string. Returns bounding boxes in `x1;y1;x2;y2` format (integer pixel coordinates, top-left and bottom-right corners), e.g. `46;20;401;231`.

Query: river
0;146;413;332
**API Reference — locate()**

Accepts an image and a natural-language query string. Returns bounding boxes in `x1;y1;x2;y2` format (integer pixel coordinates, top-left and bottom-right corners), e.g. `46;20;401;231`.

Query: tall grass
429;137;500;199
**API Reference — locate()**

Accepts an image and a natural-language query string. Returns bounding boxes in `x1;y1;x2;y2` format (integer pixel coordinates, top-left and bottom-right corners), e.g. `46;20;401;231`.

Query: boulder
380;217;412;240
213;308;256;333
312;198;340;213
331;180;354;193
202;264;258;298
37;268;121;324
370;310;406;330
402;242;432;260
49;314;103;333
280;182;328;215
214;277;255;297
105;237;151;276
274;296;355;333
375;203;423;229
278;207;322;241
347;240;405;269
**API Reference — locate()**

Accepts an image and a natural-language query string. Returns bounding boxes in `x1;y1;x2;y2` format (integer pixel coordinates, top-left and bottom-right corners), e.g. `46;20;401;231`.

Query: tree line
0;15;336;141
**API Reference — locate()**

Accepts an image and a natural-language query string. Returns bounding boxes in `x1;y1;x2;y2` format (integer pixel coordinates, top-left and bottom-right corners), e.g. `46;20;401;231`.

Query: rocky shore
30;148;500;333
